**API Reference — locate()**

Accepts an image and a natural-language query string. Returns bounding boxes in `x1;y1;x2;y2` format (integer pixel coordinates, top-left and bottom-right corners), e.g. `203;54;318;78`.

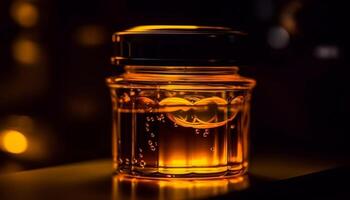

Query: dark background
0;0;348;173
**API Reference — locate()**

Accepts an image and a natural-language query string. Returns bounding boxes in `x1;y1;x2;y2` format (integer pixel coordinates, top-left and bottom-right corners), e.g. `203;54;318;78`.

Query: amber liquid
112;89;250;178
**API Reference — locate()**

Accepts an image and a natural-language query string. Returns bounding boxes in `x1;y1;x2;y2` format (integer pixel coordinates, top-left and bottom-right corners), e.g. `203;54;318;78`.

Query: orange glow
12;38;40;65
235;137;243;162
0;130;28;154
158;158;218;168
10;1;39;27
113;92;248;176
156;179;229;188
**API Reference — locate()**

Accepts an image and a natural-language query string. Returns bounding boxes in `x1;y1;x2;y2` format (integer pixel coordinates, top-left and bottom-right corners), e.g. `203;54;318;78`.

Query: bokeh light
0;129;28;154
0;115;54;161
279;1;302;35
10;1;39;28
12;38;41;65
267;26;289;49
314;45;339;60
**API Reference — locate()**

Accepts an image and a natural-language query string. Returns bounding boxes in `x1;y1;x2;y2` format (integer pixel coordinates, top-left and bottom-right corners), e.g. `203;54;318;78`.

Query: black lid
112;25;247;66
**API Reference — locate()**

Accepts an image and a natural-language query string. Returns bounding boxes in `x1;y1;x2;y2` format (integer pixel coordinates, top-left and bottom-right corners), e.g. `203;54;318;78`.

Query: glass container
107;25;256;179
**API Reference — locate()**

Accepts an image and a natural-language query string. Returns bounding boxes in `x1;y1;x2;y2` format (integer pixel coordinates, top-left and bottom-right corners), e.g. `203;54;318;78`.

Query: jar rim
107;65;256;89
124;65;239;75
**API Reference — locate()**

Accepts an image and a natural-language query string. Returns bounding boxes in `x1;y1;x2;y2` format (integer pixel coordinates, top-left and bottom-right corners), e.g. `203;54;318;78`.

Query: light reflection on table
0;158;338;200
113;175;249;200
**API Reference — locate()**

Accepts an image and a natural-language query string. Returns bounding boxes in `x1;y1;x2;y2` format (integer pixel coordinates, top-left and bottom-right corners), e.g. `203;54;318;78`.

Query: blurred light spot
75;25;107;46
267;26;289;49
314;45;339;59
0;130;28;154
10;1;39;28
0;116;53;160
280;1;302;34
280;15;296;34
254;0;274;21
12;38;41;65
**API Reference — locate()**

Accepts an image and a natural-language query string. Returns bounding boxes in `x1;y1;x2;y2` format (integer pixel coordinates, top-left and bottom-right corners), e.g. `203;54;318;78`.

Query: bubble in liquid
130;90;135;96
166;175;172;178
203;129;209;137
161;119;165;123
140;160;146;168
145;123;150;127
132;158;138;164
139;153;143;158
145;127;150;132
150;146;156;151
210;147;214;151
118;158;123;164
150;132;155;138
154;142;158;146
195;129;200;135
174;123;178;127
148;140;153;145
125;158;130;165
139;148;143;152
146;116;151;122
230;125;235;129
151;117;155;122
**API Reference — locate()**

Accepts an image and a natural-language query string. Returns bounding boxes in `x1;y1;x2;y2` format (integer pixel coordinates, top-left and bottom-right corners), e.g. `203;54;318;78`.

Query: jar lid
112;25;247;66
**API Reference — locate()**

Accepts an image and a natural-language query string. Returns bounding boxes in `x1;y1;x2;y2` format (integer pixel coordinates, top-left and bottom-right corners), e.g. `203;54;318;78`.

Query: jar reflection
112;174;249;200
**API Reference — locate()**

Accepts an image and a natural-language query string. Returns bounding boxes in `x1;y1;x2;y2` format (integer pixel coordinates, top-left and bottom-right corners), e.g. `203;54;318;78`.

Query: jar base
115;164;247;180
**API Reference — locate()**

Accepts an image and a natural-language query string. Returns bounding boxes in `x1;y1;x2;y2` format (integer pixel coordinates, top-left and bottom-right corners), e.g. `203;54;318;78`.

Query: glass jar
107;25;256;179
